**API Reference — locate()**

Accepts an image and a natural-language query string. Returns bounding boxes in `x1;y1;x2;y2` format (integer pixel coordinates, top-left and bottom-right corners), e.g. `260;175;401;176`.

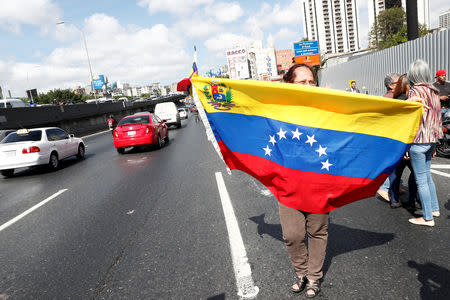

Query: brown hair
393;73;409;99
283;64;316;84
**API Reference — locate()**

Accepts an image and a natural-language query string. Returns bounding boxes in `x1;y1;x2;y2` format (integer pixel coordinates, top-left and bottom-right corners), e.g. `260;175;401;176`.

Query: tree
369;6;429;50
35;89;87;104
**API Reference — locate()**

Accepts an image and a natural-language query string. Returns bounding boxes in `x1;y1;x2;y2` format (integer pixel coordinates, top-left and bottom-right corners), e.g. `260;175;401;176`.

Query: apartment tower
300;0;361;54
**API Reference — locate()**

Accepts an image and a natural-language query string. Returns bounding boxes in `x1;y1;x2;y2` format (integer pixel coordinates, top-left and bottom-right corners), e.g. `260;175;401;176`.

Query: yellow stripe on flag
191;76;423;144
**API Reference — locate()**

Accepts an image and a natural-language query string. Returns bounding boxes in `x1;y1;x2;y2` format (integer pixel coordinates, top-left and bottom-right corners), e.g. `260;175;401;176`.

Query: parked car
0;127;85;177
113;112;169;154
178;108;188;119
155;102;181;128
0;98;26;108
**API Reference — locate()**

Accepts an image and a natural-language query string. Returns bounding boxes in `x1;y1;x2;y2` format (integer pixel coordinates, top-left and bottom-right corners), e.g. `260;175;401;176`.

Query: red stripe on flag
218;140;388;214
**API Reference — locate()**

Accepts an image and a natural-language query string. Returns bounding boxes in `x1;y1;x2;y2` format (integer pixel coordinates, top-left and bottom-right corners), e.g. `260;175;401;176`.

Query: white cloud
206;2;243;23
0;0;61;34
172;16;222;38
204;33;253;53
273;27;298;43
2;13;191;96
138;0;213;16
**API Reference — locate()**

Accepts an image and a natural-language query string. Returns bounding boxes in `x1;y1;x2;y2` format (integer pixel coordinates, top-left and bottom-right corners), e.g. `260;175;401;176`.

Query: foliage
35;89;88;104
369;7;429;50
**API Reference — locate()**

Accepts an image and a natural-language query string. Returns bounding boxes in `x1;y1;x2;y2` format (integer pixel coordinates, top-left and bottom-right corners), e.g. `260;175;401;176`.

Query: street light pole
56;21;97;103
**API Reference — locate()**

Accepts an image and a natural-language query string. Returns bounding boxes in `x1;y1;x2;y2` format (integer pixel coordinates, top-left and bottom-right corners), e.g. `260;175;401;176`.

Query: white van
0;99;26;108
155;102;181;128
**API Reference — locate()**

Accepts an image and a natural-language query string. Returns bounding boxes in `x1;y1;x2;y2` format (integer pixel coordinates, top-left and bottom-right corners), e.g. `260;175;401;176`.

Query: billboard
91;75;106;90
293;54;321;66
293;40;320;66
226;48;250;80
26;89;38;100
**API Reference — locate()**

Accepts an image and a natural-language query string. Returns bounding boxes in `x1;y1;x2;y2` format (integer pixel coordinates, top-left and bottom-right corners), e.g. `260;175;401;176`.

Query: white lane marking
431;169;450;178
0;189;68;233
215;172;259;299
431;164;450;169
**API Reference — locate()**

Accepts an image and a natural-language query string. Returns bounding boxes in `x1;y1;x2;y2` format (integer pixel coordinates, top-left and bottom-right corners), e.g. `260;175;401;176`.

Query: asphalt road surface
1;115;449;299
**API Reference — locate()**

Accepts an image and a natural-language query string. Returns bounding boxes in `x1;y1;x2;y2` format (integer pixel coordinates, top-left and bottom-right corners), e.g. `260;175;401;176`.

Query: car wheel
48;152;59;170
77;144;85;159
1;169;14;177
164;131;169;144
156;135;163;149
117;147;125;154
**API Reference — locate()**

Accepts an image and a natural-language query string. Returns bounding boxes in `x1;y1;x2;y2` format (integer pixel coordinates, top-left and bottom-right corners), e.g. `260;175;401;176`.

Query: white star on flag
315;145;327;157
277;128;287;140
321;159;333;171
305;135;317;146
263;145;272;156
291;128;302;140
269;135;277;146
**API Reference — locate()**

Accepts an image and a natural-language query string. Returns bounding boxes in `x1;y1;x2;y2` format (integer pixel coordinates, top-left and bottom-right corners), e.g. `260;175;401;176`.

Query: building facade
300;0;361;54
276;49;295;75
248;41;278;80
439;9;450;29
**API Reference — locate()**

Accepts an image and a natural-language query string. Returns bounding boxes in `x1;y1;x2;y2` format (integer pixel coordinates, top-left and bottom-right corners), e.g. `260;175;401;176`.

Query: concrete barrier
0;95;186;137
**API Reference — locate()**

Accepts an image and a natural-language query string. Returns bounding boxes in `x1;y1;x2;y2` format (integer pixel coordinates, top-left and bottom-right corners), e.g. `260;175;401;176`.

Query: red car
113;112;169;154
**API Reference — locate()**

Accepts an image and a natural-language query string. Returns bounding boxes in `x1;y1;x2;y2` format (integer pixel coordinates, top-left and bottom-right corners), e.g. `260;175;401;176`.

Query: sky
0;0;448;97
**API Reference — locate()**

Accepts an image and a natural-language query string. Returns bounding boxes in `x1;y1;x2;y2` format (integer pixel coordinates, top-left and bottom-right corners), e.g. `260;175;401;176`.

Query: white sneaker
376;190;390;202
409;218;435;227
432;211;440;217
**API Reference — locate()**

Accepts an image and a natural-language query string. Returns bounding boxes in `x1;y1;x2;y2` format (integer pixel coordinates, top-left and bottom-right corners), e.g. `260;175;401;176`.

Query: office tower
300;0;361;54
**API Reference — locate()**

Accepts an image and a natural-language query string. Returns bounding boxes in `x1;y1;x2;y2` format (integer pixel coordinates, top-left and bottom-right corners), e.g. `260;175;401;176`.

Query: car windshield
118;116;150;125
1;131;42;143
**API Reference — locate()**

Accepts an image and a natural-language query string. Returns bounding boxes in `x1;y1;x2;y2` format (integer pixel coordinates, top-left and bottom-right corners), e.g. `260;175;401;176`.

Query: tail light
444;127;448;133
146;127;150;134
114;131;118;137
22;146;40;154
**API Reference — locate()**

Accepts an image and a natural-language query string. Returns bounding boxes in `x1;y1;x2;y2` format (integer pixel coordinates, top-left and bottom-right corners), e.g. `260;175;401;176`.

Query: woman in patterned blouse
406;59;443;227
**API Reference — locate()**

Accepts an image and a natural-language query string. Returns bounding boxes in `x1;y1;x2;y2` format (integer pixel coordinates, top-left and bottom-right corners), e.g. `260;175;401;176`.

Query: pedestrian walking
193;106;200;123
388;74;418;209
406;60;443;227
280;63;328;298
377;72;400;202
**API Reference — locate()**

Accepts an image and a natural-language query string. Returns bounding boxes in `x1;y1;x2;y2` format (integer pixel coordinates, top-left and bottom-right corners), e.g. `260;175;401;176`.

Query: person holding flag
186;48;424;297
280;64;327;298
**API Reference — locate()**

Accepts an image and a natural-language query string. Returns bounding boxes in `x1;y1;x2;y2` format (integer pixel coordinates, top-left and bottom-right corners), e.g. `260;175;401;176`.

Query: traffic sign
293;41;319;50
294;48;319;56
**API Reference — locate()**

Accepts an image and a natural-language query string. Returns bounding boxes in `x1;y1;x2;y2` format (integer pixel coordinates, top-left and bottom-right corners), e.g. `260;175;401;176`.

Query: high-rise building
368;0;430;36
439;9;450;29
300;0;361;54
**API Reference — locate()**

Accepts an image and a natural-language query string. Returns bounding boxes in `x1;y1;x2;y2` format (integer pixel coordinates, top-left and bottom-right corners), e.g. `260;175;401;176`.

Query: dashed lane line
215;172;259;299
0;189;68;233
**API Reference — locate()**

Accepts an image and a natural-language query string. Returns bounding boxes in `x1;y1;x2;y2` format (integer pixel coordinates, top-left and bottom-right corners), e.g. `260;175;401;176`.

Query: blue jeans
380;177;390;192
409;143;439;220
388;157;417;205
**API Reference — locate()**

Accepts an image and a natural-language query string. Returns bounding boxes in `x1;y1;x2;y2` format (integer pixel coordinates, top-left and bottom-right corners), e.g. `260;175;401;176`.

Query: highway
0;115;449;299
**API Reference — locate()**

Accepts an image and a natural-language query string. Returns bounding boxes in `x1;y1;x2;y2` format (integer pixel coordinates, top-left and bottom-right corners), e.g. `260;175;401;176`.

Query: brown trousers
279;202;329;281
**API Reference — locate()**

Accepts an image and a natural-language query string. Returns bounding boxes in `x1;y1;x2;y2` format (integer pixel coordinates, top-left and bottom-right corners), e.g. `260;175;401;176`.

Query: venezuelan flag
191;75;424;214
